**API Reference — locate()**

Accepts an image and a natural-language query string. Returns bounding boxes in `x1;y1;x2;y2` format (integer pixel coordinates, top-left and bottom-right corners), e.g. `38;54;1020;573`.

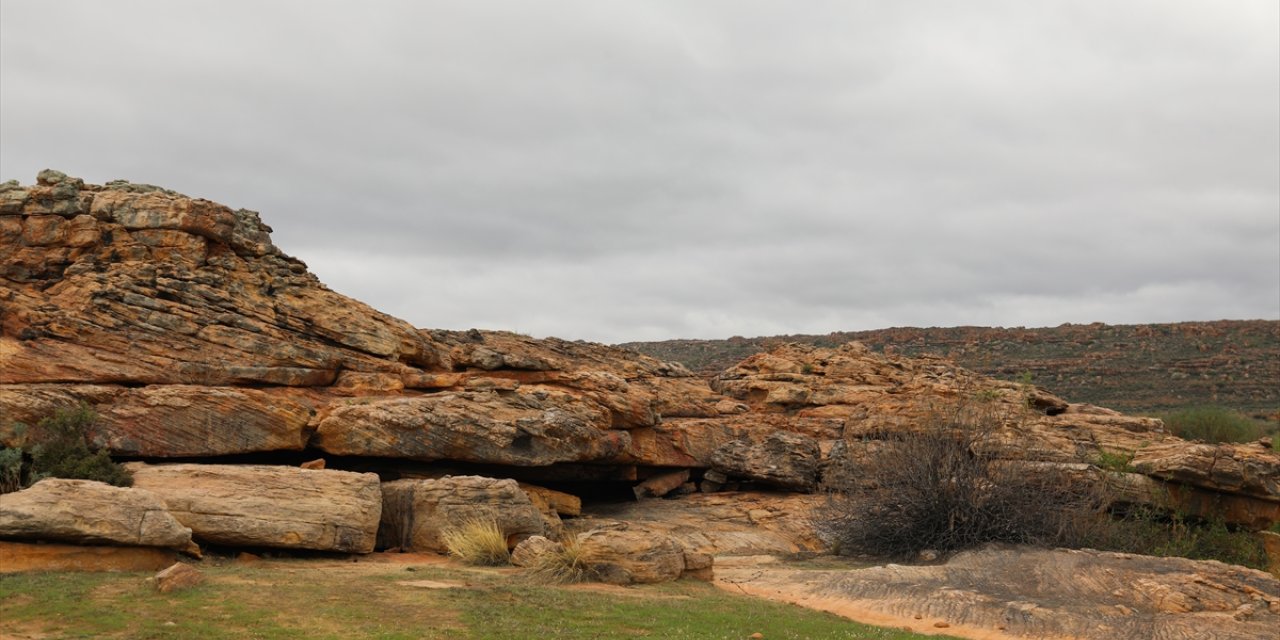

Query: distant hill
621;320;1280;417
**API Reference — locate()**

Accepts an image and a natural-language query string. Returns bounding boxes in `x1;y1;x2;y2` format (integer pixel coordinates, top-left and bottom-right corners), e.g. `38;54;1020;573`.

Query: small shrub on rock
27;404;132;487
0;447;23;494
440;518;510;566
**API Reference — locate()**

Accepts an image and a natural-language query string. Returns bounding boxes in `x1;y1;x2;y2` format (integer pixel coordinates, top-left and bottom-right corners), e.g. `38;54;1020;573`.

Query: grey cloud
3;0;1276;343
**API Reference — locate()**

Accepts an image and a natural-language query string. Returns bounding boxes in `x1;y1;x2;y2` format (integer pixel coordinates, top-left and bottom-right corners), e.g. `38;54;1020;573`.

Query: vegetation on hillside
622;320;1280;417
1160;405;1267;444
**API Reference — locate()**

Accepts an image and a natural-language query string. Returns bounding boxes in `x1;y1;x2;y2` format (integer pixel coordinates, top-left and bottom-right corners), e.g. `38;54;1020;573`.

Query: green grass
1160;405;1264;444
0;560;952;639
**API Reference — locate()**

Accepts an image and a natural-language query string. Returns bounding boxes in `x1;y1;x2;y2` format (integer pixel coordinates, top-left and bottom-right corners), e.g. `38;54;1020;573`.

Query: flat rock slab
127;463;381;553
0;478;193;549
313;388;626;466
715;546;1280;640
0;540;177;573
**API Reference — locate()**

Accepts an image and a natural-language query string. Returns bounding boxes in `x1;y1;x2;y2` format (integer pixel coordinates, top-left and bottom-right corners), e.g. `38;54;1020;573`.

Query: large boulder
575;526;687;584
0;478;193;550
378;476;545;552
126;463;381;553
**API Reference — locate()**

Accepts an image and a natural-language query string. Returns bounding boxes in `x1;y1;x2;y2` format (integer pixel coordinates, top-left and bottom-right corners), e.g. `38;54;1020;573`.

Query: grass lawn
0;556;957;640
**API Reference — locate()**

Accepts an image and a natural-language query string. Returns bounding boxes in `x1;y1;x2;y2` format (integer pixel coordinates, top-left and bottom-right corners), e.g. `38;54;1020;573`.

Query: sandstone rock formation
2;171;1277;575
126;463;381;553
716;546;1280;640
378;476;545;552
0;478;193;549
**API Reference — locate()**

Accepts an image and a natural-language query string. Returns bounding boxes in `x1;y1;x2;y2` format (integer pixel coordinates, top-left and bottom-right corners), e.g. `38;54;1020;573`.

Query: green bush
1094;450;1135;473
1087;506;1268;570
26;404;132;487
0;447;23;494
1162;406;1262;444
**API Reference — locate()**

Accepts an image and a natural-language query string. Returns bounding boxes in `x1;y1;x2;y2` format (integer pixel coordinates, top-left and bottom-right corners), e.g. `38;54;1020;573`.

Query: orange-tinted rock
0;384;312;457
0;540;177;573
1132;441;1279;501
313;388;627;466
1;175;448;389
154;562;204;593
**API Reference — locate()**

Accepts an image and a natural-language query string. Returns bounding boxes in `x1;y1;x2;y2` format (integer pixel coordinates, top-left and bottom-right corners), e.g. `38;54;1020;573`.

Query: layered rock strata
2;171;1277;572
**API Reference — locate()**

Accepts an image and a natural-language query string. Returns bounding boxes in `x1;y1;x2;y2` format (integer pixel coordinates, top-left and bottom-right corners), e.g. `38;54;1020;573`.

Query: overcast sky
3;1;1277;343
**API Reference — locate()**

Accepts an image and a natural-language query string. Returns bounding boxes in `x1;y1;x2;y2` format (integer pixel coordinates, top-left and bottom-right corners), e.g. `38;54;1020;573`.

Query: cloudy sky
3;1;1277;343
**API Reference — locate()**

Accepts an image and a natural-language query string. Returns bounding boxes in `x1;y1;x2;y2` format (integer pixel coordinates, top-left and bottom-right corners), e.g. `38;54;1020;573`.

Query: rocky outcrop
716;546;1280;640
126;463;381;553
2;171;1276;564
1132;441;1279;500
378;476;545;552
1;171;447;388
0;478;193;550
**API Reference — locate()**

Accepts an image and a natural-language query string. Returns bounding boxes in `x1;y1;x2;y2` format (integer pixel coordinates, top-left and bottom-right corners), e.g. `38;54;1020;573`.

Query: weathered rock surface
1132;441;1280;500
127;463;381;553
716;546;1280;640
510;535;563;568
576;526;687;584
0;384;312;456
578;492;827;557
710;431;820;491
1;172;448;388
154;562;204;593
0;479;193;549
378;476;545;552
0;540;178;573
313;388;626;466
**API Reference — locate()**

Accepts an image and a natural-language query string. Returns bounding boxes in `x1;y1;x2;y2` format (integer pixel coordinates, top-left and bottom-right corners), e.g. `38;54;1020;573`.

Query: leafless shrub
816;401;1109;559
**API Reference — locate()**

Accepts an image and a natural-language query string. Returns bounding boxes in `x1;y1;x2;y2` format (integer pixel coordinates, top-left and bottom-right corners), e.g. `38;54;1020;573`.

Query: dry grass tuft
440;518;510;566
525;538;596;584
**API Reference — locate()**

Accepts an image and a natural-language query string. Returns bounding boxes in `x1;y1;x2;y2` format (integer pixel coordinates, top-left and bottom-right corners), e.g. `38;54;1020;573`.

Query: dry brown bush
815;401;1108;559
